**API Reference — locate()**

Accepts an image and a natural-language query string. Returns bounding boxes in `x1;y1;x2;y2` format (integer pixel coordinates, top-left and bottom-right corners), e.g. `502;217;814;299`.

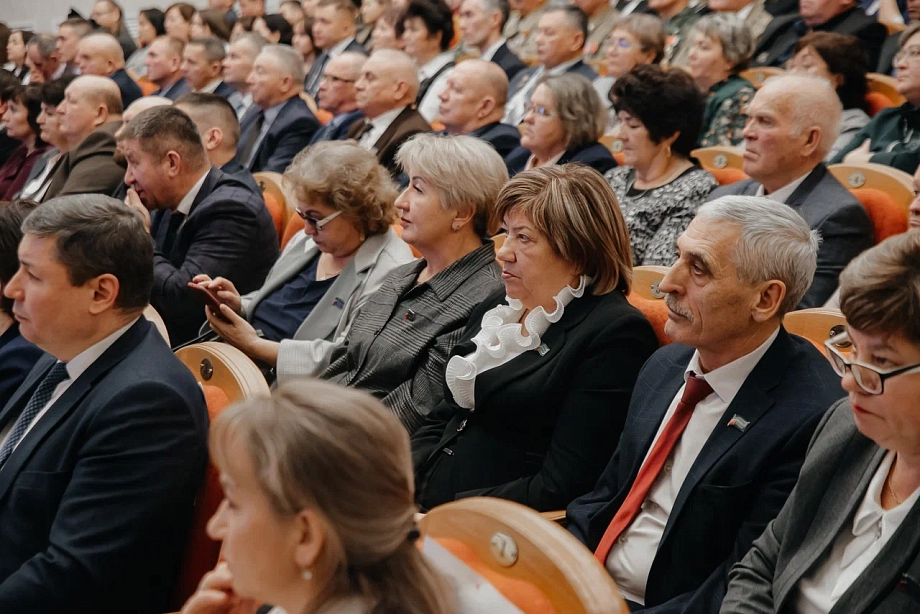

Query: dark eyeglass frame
295;208;342;231
824;330;920;395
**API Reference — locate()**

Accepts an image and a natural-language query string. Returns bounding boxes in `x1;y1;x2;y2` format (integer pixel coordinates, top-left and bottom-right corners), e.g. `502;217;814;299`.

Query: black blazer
0;319;208;612
507;60;598;102
505;141;618;176
238;96;320;173
150;167;280;344
153;77;191;101
110;68;143;110
309;109;364;144
490;42;527;81
0;322;42;405
303;40;367;95
470;121;522;158
212;80;238;100
709;163;874;308
566;329;845;614
877;31;900;74
412;287;658;512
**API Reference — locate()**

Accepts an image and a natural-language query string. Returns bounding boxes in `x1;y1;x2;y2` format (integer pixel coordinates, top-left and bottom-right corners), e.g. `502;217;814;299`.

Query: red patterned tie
594;373;714;563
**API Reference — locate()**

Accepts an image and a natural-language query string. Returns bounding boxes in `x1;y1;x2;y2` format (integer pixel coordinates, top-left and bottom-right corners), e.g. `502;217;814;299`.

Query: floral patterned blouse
605;165;718;266
697;75;756;148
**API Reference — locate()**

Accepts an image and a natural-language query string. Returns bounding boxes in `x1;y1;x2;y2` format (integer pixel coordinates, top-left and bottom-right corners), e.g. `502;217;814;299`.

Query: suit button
663;462;672;474
618;535;628;544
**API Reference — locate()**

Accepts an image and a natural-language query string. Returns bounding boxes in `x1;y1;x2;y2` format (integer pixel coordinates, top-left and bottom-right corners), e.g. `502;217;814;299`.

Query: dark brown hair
795;31;868;112
0;199;39;314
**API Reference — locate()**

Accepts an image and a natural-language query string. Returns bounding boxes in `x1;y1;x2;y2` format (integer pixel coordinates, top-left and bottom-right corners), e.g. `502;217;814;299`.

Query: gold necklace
886;462;903;506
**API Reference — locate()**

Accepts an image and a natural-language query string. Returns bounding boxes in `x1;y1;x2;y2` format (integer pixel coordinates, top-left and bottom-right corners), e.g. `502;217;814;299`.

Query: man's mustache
664;294;693;322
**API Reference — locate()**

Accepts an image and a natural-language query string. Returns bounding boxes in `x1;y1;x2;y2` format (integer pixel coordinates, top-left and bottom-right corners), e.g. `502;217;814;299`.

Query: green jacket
830;103;920;173
698;74;756;148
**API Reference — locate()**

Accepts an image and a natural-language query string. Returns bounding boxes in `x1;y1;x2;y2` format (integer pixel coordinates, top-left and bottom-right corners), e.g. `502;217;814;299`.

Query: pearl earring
302;569;313;581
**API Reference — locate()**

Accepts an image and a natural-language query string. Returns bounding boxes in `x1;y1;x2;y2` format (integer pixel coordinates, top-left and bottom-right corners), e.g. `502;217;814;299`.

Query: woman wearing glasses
722;231;920;614
593;14;666;118
504;74;617;176
194;141;415;381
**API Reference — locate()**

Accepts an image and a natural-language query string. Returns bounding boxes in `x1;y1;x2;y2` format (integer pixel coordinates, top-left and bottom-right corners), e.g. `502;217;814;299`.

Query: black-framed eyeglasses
295;209;342;230
824;330;920;395
320;74;357;84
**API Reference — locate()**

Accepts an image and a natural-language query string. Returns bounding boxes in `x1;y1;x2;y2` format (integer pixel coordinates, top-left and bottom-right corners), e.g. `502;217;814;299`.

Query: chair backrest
420;498;629;614
631;265;670;300
865;91;895;117
867;72;907;106
170;342;270;610
281;214;305;249
253;171;292;241
691;146;745;172
738;66;784;89
299;91;333;124
827;162;913;237
783;308;846;349
883;21;907;35
709;167;749;186
851;187;910;243
143;305;170;346
626;265;671;346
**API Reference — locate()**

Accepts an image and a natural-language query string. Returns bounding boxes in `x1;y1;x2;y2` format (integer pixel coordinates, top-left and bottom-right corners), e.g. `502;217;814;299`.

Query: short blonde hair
494;165;633;295
284;140;397;236
537;73;606;150
395;133;509;237
210;380;455;613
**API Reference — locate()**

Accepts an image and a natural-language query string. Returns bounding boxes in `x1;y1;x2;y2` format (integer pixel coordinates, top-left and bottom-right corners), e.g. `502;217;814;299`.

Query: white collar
684;327;780;405
736;2;756;21
198;78;223;93
525;149;565;170
480;38;507;62
176;169;210;216
368;105;405;127
755;170;812;203
328;36;355;57
64;318;139;383
419;51;455;80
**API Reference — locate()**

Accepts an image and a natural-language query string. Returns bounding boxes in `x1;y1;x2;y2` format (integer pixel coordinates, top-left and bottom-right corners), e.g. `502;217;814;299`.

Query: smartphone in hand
187;282;230;321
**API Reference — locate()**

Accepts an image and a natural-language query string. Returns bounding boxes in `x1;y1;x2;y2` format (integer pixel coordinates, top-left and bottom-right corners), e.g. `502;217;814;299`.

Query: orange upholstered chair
420;498;629;614
783;308;846;352
709;167;749;186
253;172;291;241
171;343;270;610
867;73;906;107
738;67;784;88
827;162;913;242
626;265;672;346
851;188;910;243
691;146;745;173
866;91;895;117
280;214;304;249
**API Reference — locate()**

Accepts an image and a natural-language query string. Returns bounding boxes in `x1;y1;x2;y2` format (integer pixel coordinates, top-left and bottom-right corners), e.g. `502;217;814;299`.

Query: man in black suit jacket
146;36;191;100
709;74;873;308
238;45;320;173
438;59;521;157
309;52;366;144
566;195;844;614
0;194;208;612
304;0;368;96
458;0;527;81
183;37;241;109
75;33;142;110
121;106;279;344
753;0;887;68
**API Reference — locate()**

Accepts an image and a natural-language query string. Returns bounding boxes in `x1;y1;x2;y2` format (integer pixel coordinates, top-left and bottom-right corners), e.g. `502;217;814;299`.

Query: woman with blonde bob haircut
181;380;456;614
195;141;415;381
412;165;659;512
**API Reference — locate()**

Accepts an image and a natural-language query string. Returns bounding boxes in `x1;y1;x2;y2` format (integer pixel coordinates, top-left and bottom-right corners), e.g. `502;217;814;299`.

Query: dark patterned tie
238;109;265;169
0;361;69;468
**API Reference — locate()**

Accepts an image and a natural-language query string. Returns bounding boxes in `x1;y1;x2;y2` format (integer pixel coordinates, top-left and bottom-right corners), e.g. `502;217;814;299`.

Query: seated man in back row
567;196;845;614
0;195;208;612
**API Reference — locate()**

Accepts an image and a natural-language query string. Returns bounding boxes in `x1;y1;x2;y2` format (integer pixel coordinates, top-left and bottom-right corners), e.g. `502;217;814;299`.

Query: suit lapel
373;106;413;152
0;355;55;430
784;164;826;210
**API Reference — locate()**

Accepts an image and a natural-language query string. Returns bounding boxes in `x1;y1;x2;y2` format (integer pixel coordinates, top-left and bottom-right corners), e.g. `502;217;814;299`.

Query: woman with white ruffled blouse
411;165;659;513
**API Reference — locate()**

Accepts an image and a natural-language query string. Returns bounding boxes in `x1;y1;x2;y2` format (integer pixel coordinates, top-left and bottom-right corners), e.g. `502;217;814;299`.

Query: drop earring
302;569;313;581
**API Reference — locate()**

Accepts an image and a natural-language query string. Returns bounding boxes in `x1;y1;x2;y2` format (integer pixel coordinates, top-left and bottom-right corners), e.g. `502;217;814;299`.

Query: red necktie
594;373;714;564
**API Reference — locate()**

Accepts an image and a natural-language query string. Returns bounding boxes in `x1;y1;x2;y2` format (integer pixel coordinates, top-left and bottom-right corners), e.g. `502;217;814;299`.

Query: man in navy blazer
146;36;191;100
309;52;365;144
74;33;142;110
458;0;527;81
183;37;242;110
238;45;320;173
304;0;367;96
121;106;279;344
566;196;845;613
0;194;208;612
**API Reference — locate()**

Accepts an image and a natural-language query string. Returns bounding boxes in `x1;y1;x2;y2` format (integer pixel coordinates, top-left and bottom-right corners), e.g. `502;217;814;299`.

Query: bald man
346;49;431;177
43;76;127;201
438;59;520;157
310;51;365;144
76;32;143;110
146;36;190;100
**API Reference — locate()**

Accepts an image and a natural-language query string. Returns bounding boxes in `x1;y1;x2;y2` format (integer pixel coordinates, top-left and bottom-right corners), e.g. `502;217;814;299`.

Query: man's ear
86;273;121;315
204;126;223;151
751;279;786;323
165;150;183;178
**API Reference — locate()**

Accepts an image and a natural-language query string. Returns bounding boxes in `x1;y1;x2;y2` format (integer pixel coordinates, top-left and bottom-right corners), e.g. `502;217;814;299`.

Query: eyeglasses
320;74;357;84
824;330;920;395
610;37;635;50
895;45;920;64
523;103;555;118
295;208;342;230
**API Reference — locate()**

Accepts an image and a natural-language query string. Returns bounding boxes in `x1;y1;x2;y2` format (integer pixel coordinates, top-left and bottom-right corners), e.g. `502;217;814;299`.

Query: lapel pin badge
728;415;750;432
332;297;345;309
537;344;550;356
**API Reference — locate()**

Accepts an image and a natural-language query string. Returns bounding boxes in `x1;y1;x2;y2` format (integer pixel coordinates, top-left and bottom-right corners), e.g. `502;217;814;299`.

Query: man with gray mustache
566;195;845;614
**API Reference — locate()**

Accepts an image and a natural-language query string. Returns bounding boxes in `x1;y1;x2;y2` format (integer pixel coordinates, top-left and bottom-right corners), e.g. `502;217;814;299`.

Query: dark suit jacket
220;158;261;192
412;287;658;512
150;167;279;344
110;68;142;109
238;95;320;173
153;77;191;101
212;80;238;100
490;41;527;82
505;141;618;176
308;109;364;144
753;8;887;68
303;40;367;95
507;60;599;102
470;121;521;158
0;322;42;407
709;164;874;308
877;31;900;74
566;329;844;614
0;319;208;613
44;121;127;201
721;399;920;614
346;105;432;177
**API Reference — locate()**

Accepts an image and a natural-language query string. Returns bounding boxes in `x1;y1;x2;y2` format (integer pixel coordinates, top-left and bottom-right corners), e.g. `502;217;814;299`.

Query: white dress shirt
198;78;224;94
243;99;287;168
417;51;456;123
0;319;139;458
480;38;508;62
358;105;405;151
795;451;920;614
755;171;810;203
175;169;210;216
19;150;62;201
605;327;781;604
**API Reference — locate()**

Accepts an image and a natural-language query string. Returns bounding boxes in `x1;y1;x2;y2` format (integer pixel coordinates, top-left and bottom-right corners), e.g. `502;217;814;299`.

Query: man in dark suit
121;106;279;344
183;37;241;109
146;36;190;100
566;195;845;614
75;33;143;110
753;0;887;68
503;5;597;126
0;194;208;612
438;59;521;157
45;76;127;201
309;51;365;144
26;34;77;84
56;18;94;79
304;0;368;97
458;0;527;81
709;74;873;308
238;45;320;173
348;49;432;177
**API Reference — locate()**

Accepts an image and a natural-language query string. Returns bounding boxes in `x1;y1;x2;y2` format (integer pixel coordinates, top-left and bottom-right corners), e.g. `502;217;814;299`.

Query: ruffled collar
445;276;589;409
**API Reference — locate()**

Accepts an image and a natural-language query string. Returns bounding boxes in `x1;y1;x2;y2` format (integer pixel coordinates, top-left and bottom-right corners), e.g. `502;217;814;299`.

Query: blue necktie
0;361;69;468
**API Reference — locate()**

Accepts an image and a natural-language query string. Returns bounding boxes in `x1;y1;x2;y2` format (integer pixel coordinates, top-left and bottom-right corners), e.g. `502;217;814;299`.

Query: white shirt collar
64;318;140;383
419;51;455;80
368;104;404;128
685;327;780;405
755;170;811;203
328;36;354;57
480;38;508;62
198;78;223;93
176;169;210;216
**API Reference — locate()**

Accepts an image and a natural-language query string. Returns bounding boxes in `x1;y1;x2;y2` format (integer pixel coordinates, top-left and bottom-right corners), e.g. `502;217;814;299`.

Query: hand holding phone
187;282;230;321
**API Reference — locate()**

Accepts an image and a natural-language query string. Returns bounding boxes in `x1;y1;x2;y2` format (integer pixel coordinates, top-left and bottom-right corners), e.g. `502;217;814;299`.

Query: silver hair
260;43;306;84
689;13;754;70
537;73;606;149
761;73;842;160
29;33;58;59
695;195;820;315
231;32;268;58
